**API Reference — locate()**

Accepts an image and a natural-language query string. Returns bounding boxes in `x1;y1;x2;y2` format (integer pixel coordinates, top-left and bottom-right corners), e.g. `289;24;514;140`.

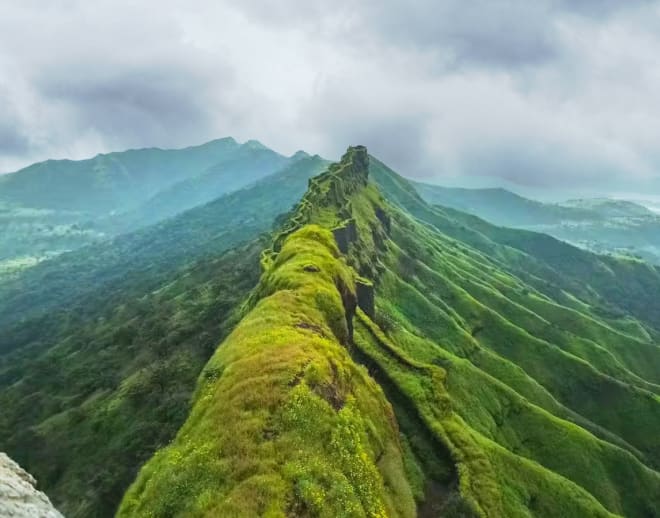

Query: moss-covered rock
356;279;375;319
120;146;660;518
118;225;416;517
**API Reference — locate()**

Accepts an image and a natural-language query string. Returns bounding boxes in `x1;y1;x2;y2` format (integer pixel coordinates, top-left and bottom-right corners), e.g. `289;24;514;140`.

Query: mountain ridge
118;147;660;517
414;182;660;265
0;139;319;278
1;145;659;517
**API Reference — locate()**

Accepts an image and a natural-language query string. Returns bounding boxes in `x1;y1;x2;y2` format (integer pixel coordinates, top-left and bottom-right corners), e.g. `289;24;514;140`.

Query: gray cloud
0;97;29;155
233;0;558;68
34;64;231;149
0;84;36;172
355;0;559;68
0;123;30;156
558;0;655;17
232;0;655;68
1;0;659;196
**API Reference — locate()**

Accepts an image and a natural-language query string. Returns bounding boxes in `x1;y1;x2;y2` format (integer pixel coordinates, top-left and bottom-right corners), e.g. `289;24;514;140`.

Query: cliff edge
0;453;63;518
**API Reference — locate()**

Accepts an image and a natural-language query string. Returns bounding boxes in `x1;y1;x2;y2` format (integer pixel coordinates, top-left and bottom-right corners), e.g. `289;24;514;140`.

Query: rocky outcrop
332;218;357;254
0;453;63;518
270;146;369;253
356;278;375;319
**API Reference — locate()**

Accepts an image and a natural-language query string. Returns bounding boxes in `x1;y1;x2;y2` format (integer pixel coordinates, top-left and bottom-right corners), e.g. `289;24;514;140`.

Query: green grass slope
414;183;660;265
120;147;660;517
120;228;416;514
0;138;305;267
375;160;660;335
0;155;327;332
0;157;328;517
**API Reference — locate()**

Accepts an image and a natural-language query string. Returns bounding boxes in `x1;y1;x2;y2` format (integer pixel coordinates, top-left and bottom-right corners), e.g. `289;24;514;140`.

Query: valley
414;184;660;265
1;143;659;517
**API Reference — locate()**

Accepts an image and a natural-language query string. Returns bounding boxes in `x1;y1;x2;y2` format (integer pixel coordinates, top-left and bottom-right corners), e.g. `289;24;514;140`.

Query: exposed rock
375;206;391;234
0;453;63;517
271;146;369;253
332;218;358;254
356;279;375;319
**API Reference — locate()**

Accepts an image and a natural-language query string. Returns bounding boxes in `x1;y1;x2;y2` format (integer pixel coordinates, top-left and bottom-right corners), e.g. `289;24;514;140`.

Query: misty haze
1;2;660;518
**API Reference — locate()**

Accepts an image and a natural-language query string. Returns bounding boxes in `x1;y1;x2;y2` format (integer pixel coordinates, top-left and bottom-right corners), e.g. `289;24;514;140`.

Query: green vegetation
0;156;327;516
0;239;264;516
0;155;327;331
1;137;247;214
120;225;415;517
0;138;311;268
0;201;105;278
119;147;660;517
3;145;660;516
414;182;660;265
114;143;306;230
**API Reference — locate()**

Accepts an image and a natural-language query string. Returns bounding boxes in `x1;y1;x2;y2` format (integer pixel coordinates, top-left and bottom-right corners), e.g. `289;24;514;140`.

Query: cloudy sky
1;0;660;196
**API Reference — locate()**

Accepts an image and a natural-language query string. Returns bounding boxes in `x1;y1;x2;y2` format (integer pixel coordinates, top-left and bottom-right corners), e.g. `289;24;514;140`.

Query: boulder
0;453;63;518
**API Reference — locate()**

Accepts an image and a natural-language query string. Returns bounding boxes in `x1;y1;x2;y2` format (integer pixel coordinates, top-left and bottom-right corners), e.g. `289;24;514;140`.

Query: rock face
0;453;63;518
356;279;375;319
332;218;357;254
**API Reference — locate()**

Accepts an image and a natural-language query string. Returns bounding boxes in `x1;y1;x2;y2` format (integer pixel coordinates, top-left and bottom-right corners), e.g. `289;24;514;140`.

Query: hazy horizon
2;1;660;196
3;4;660;518
4;134;659;204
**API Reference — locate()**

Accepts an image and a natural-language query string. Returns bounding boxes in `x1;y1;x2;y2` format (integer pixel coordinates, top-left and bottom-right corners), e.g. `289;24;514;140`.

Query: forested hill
0;155;328;516
413;182;660;265
119;147;660;517
0;137;283;215
0;155;328;331
0;138;308;275
1;145;659;516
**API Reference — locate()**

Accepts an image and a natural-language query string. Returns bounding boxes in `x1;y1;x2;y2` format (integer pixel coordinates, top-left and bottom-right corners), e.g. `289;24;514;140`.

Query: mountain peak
290;150;310;160
204;136;238;146
305;145;369;203
266;145;370;254
330;145;369;183
242;139;268;150
0;453;63;518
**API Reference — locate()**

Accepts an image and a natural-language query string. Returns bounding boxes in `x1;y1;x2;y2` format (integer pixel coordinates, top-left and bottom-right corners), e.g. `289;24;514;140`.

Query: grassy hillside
0;155;328;332
0;138;301;269
120;225;417;517
380;165;660;334
119;148;420;517
120;147;660;517
414;183;660;264
0;239;264;517
0;156;327;517
0;137;242;214
2;145;659;516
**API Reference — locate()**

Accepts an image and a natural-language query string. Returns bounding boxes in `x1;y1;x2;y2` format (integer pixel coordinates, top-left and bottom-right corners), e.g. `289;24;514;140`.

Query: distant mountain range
1;139;659;517
414;183;660;264
0;137;290;215
4;138;659;276
0;138;311;275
